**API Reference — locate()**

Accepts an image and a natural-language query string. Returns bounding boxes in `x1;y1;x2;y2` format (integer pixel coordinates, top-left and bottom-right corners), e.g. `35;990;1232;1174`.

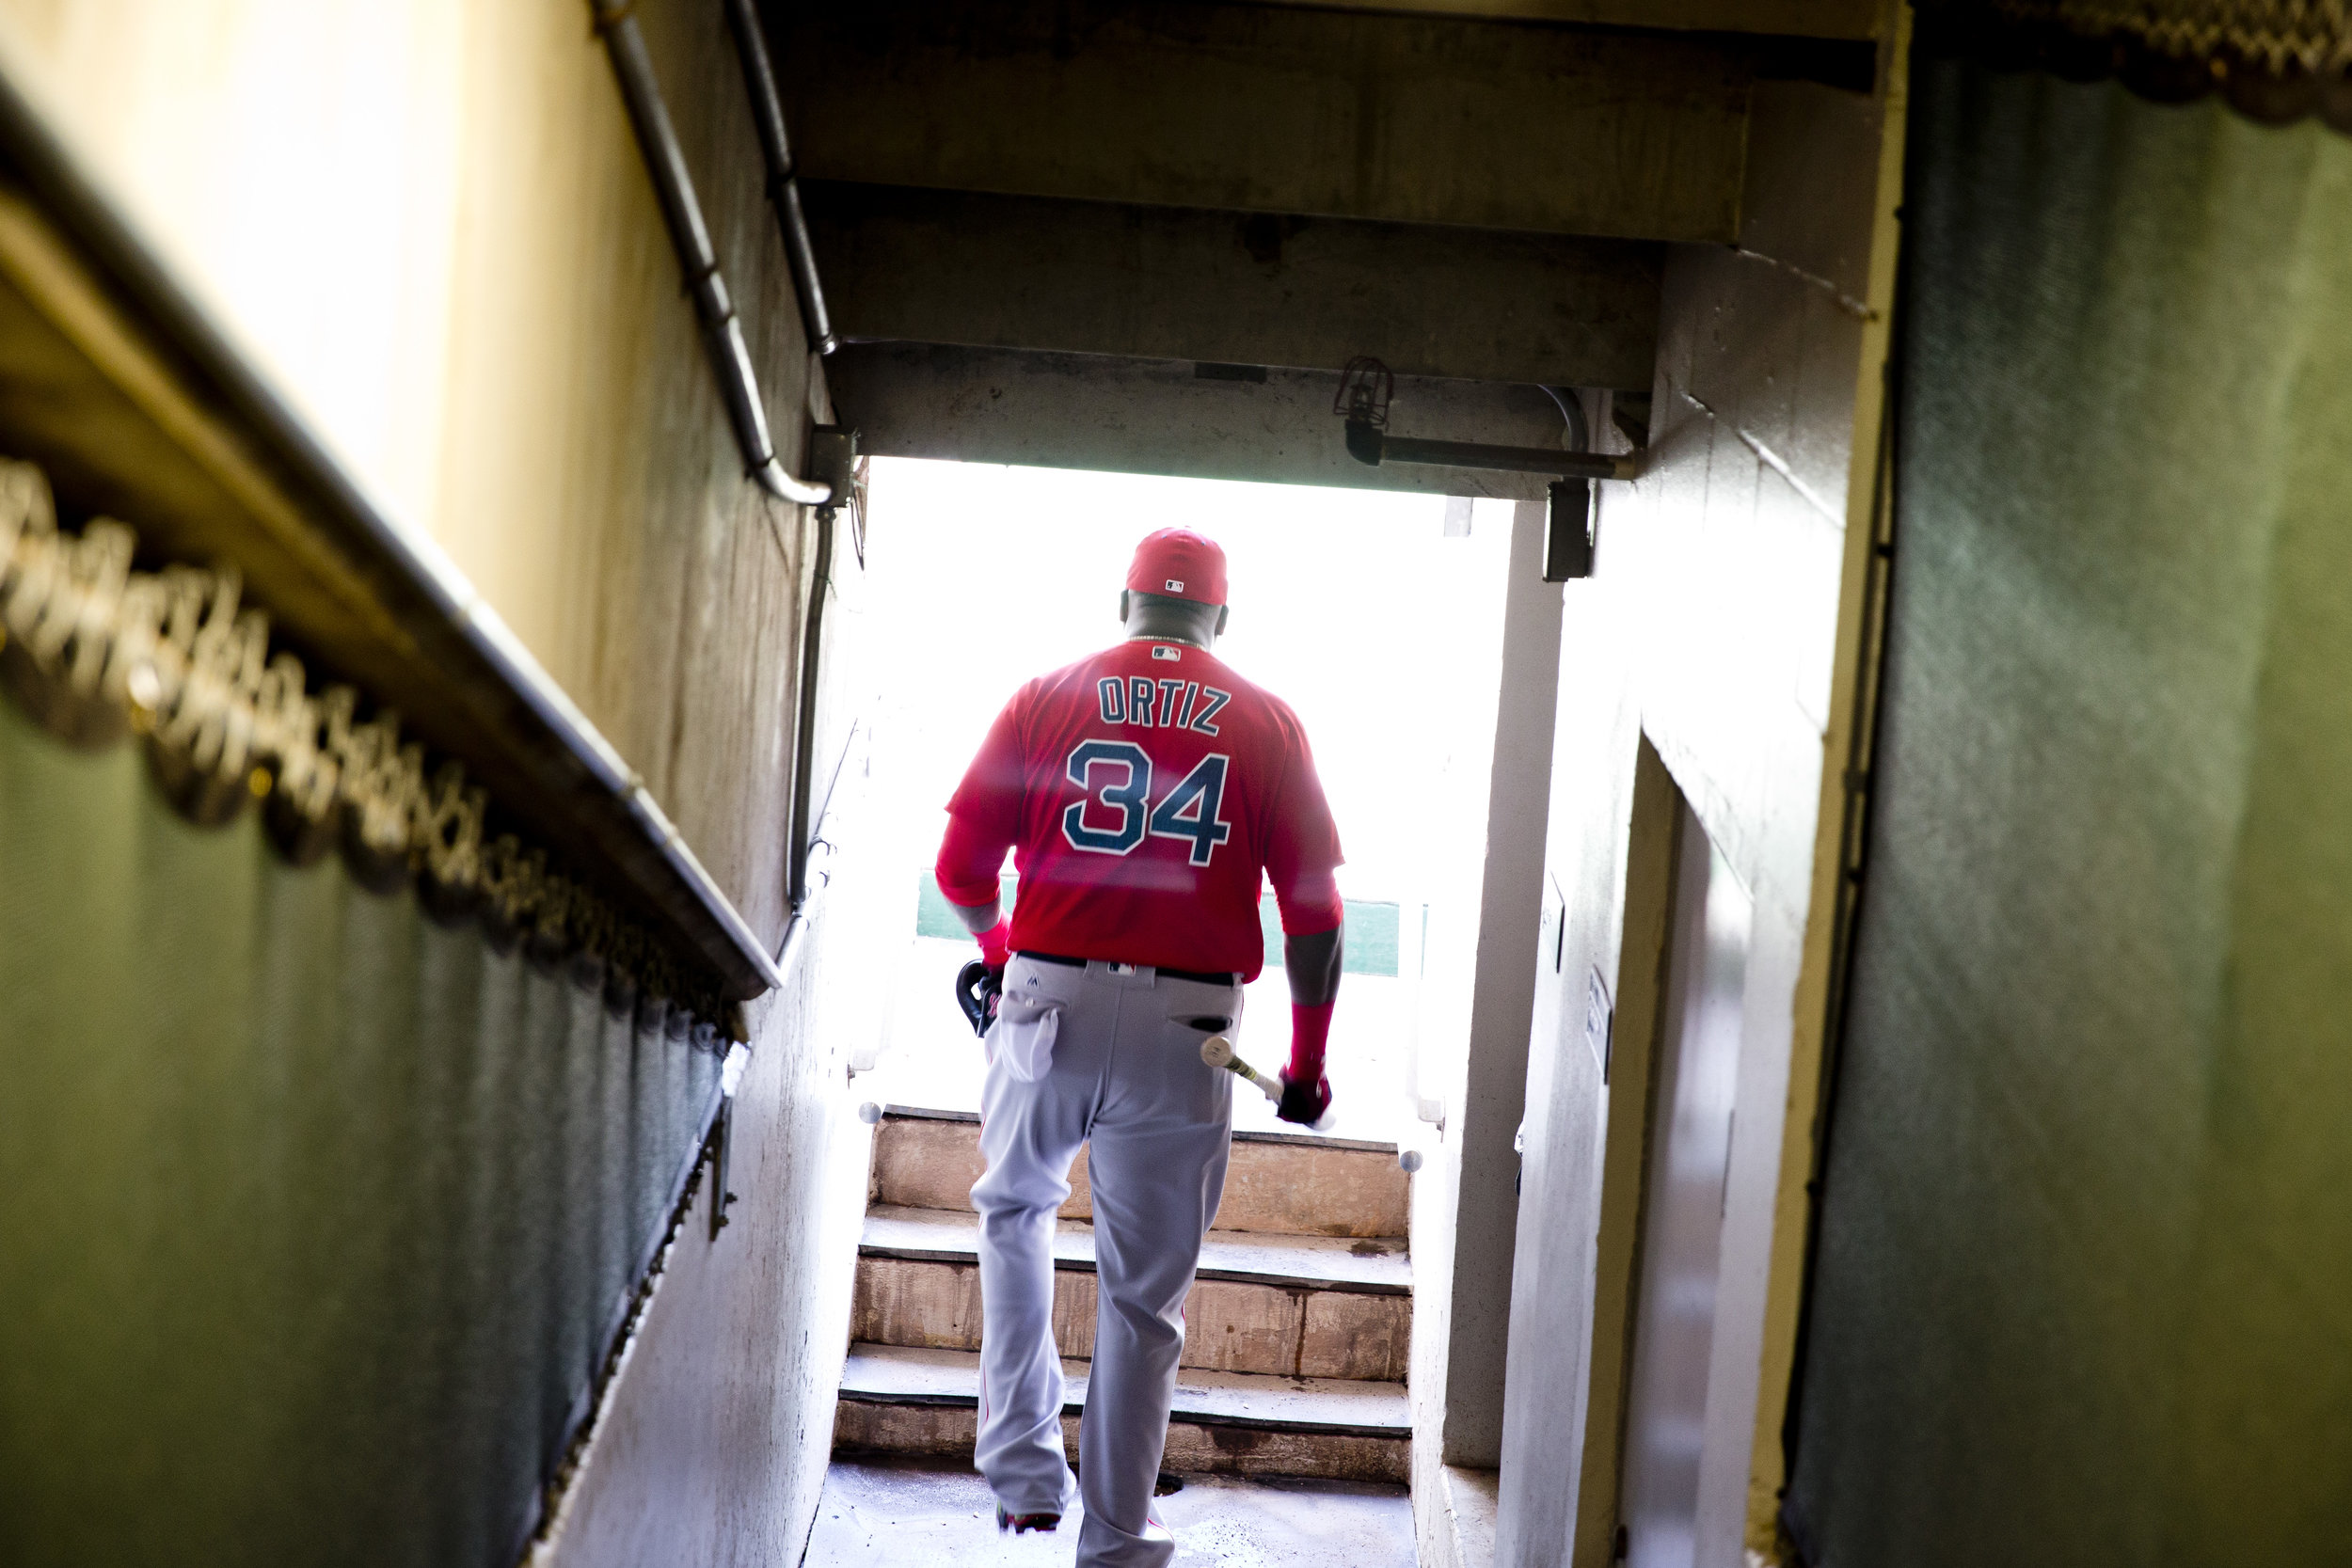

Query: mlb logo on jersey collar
1152;644;1183;661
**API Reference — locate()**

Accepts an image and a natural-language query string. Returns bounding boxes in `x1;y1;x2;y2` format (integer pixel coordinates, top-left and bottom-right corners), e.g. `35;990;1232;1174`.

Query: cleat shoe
995;1505;1060;1535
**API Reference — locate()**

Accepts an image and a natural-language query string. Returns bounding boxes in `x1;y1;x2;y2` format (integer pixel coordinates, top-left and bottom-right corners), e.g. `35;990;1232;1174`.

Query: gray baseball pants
972;954;1241;1568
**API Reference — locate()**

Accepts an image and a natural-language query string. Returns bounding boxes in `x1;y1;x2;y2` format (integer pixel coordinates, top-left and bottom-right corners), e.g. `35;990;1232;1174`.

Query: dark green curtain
1785;51;2352;1567
0;698;722;1567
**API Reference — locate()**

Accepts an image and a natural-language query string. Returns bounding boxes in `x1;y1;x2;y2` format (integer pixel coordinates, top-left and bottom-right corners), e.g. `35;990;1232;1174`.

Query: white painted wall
1492;35;1911;1568
1412;493;1565;1563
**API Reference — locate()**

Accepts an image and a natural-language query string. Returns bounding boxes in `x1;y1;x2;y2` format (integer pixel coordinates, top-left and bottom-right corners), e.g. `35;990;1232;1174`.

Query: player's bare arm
1280;924;1342;1124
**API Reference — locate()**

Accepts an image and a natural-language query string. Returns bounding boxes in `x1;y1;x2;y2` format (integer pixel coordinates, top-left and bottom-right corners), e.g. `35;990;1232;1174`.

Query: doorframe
1568;733;1685;1568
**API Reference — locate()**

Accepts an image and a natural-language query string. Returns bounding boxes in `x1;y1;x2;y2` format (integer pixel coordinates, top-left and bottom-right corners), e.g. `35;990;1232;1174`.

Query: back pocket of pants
988;996;1064;1083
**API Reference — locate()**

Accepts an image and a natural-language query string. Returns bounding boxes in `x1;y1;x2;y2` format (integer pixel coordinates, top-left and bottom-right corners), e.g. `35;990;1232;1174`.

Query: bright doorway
845;459;1516;1149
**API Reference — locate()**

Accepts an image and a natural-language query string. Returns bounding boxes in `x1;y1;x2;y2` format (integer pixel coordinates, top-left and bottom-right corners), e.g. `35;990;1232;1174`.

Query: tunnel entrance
846;457;1515;1146
809;458;1524;1553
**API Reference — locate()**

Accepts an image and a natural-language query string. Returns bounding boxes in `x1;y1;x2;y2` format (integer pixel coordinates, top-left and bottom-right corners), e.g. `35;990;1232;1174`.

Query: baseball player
932;527;1343;1564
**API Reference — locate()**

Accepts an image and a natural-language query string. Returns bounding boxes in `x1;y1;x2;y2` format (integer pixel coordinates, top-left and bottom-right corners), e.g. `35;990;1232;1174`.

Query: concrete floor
804;1459;1416;1566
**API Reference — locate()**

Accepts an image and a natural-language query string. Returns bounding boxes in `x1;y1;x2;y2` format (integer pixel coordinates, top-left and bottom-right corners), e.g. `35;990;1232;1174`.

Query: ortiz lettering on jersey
935;639;1343;980
1092;674;1232;735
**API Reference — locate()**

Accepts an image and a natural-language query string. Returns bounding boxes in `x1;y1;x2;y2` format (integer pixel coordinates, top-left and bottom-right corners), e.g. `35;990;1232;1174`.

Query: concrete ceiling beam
803;182;1660;391
771;3;1871;244
829;341;1582;499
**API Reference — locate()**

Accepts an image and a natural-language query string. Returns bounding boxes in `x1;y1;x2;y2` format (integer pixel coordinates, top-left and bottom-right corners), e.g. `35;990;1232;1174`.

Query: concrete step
834;1343;1410;1485
868;1107;1411;1238
852;1205;1411;1380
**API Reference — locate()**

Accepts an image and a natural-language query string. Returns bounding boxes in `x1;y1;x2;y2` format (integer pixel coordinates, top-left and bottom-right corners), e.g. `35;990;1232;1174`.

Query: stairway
834;1106;1414;1484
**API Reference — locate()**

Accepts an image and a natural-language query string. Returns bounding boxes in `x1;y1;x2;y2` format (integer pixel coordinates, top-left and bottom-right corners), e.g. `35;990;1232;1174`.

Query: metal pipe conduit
786;499;834;911
589;0;831;509
720;0;850;914
724;0;839;357
774;723;854;970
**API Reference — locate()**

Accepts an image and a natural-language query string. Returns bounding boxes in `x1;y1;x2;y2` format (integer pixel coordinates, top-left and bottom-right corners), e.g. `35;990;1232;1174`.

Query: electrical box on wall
1545;479;1594;580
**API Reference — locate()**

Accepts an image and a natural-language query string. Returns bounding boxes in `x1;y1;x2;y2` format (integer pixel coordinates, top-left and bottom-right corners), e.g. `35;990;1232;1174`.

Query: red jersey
936;638;1343;981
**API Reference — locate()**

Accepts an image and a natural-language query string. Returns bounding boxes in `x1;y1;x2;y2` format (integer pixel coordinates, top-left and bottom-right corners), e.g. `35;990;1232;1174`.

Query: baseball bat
1200;1035;1338;1132
1200;1034;1279;1101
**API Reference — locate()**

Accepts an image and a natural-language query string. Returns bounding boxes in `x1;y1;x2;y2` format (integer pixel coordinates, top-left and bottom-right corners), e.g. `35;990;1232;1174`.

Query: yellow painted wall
0;0;827;926
0;0;469;537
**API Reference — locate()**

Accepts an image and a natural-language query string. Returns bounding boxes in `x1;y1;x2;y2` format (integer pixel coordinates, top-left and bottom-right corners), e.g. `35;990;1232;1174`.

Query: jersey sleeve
1263;713;1344;936
935;689;1029;908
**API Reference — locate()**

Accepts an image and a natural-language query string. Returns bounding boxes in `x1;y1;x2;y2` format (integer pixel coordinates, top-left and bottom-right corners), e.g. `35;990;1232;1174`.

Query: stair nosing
833;1386;1406;1444
839;1343;1410;1441
855;1243;1409;1296
858;1206;1412;1296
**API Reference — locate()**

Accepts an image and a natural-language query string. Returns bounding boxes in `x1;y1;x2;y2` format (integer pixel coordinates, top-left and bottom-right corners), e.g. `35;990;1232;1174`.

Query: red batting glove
1278;1001;1334;1125
976;917;1012;971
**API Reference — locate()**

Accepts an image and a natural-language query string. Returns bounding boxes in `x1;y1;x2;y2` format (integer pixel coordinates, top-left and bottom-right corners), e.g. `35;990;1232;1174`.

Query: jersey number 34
1061;740;1232;866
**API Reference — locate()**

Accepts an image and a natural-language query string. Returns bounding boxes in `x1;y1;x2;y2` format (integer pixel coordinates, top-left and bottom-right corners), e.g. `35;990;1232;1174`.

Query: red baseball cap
1126;528;1228;606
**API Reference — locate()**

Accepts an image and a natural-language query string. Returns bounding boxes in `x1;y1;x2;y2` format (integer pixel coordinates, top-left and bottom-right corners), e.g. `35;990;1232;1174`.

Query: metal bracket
808;425;867;562
1333;359;1639;580
1545;480;1595;580
1334;356;1641;483
1347;425;1637;483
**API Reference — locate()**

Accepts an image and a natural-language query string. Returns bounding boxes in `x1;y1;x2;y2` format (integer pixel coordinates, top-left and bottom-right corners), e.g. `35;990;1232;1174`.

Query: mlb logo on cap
1127;528;1228;607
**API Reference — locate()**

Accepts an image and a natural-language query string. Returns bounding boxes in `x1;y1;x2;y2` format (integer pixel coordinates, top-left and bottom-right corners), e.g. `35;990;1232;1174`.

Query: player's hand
1276;1068;1331;1127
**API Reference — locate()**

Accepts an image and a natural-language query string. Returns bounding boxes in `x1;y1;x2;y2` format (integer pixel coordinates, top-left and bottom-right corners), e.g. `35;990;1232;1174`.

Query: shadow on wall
1787;53;2352;1568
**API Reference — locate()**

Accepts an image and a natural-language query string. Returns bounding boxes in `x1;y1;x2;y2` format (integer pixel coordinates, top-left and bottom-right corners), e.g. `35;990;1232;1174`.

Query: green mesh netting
1784;56;2352;1565
0;698;722;1568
